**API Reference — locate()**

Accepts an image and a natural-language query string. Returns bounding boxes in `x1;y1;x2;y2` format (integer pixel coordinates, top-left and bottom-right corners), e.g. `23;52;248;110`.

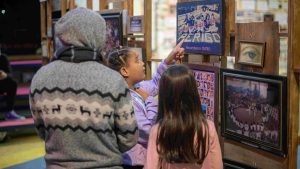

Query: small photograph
187;64;219;128
127;16;144;34
238;41;266;67
192;70;215;122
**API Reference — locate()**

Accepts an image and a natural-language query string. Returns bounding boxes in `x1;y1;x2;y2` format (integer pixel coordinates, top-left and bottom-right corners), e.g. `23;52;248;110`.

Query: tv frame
186;64;219;127
176;0;224;55
221;68;287;157
99;11;123;55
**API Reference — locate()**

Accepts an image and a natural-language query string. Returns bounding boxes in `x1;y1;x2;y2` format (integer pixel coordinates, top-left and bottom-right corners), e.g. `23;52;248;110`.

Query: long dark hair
157;64;209;164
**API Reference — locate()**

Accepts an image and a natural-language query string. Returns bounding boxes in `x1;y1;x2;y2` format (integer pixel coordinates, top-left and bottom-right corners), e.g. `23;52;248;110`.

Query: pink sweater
145;120;223;169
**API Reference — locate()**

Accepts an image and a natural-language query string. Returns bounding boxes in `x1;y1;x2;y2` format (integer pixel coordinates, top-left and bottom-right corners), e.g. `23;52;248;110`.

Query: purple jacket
122;61;168;166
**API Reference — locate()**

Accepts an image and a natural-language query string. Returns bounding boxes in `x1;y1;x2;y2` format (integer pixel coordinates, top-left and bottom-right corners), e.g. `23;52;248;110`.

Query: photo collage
192;70;215;122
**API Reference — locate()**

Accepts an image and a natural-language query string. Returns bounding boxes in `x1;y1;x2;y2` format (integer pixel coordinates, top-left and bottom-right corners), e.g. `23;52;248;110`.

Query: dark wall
0;0;41;55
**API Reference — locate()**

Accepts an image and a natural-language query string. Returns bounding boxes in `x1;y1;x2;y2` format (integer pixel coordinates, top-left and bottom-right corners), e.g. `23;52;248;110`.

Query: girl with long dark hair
145;65;222;169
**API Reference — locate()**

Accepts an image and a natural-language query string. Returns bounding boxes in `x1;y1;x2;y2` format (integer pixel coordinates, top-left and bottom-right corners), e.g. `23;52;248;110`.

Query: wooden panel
228;0;235;33
61;0;67;16
87;0;93;9
288;0;300;168
40;2;47;39
69;0;76;9
127;0;133;16
224;141;287;169
8;55;41;61
100;0;108;10
291;0;300;69
235;22;279;75
144;0;151;80
221;0;231;68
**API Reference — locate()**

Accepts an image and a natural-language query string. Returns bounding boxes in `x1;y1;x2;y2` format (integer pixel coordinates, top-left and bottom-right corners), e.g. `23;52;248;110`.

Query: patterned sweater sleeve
114;81;139;153
29;90;46;140
139;60;168;97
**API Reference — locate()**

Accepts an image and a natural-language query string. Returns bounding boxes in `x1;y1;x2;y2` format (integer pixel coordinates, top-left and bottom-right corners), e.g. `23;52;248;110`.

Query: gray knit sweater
30;60;138;169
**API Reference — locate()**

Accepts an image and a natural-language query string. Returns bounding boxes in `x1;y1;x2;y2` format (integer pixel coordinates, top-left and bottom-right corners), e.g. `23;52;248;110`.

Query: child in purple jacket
107;41;184;169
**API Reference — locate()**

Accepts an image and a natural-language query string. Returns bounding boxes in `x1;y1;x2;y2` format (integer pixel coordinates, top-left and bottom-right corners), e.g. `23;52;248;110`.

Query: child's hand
165;38;185;65
135;87;149;100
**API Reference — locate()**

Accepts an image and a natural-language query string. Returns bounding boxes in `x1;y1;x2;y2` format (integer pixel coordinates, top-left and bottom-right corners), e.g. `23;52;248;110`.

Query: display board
187;64;219;127
176;0;224;55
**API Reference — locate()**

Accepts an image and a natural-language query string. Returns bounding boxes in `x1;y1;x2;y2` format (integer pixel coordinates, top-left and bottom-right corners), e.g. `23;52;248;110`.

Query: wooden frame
186;64;219;128
221;68;287;157
176;0;224;55
127;16;145;34
237;41;266;67
223;159;258;169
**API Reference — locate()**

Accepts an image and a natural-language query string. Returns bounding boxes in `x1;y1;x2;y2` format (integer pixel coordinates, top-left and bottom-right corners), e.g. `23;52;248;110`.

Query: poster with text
177;0;224;55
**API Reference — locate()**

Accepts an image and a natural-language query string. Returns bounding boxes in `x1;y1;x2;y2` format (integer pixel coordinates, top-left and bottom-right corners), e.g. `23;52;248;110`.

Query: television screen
221;68;287;156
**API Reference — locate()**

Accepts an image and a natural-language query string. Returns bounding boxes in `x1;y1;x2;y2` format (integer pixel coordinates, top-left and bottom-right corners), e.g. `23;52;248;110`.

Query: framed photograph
127;16;144;34
186;64;219;127
99;11;123;55
238;41;266;67
177;0;224;55
221;68;287;157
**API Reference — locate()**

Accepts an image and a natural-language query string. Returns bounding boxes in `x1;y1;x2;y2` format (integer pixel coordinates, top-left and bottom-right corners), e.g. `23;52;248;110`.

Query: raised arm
139;39;185;96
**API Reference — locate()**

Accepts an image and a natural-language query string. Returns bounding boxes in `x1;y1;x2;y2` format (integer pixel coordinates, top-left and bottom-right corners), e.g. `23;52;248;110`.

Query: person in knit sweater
29;8;138;169
106;40;184;169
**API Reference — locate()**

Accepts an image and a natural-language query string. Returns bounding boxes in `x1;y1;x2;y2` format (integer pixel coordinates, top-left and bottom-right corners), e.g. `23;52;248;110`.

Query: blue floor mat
4;157;45;169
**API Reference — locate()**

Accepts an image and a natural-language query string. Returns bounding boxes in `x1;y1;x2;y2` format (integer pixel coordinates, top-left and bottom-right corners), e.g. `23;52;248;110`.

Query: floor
0;129;300;169
0;129;45;169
